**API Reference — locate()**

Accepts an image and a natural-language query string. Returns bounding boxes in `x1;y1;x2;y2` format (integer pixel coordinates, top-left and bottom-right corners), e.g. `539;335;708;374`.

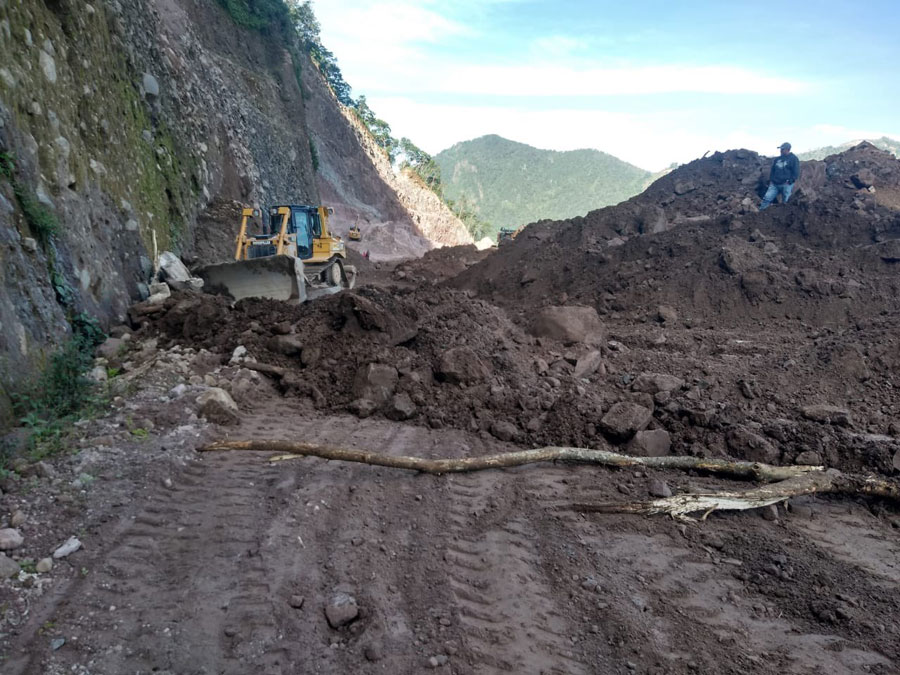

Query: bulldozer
497;226;522;247
198;205;356;304
348;223;362;241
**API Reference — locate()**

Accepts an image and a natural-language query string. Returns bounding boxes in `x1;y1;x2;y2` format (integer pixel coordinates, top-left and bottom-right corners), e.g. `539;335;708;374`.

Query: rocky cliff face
0;0;463;426
303;61;472;260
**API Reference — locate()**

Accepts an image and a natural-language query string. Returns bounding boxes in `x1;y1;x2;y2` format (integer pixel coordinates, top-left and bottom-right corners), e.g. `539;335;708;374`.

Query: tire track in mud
441;438;592;674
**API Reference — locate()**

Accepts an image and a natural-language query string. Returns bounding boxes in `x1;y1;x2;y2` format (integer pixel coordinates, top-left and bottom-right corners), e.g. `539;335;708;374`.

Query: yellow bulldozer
198;205;356;303
348;223;362;241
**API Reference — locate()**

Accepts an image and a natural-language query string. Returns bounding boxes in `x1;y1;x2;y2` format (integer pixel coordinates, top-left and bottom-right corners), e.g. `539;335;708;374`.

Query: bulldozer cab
266;206;323;261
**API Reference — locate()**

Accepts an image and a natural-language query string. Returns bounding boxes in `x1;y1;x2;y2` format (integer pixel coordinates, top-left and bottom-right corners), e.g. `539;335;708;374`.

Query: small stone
581;578;599;591
794;450;823;466
0;528;24;551
760;505;779;521
50;637;65;651
428;654;449;668
142;72;160;98
385;392;416;421
349;398;378;419
0;553;20;578
21;237;38;253
324;592;359;628
648;479;672;498
224;626;239;637
364;643;383;662
657;305;678;323
36;557;53;573
10;510;26;527
801;405;851;427
573;351;604;379
53;536;82;558
40;50;57;83
490;420;519;443
289;595;305;609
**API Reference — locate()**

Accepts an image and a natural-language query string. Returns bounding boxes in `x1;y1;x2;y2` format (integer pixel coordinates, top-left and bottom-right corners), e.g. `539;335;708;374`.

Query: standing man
759;142;801;210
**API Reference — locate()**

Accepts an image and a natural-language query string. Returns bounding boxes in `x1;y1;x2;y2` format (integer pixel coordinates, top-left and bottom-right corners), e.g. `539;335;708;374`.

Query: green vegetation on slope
434;135;652;237
797;137;900;161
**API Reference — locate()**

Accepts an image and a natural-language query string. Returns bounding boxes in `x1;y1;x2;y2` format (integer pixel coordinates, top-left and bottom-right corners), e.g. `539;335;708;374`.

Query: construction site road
3;397;898;674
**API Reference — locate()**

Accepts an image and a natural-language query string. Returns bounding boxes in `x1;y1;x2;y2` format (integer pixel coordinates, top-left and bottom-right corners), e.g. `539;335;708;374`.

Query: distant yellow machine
198;205;356;303
348;224;362;241
497;226;523;247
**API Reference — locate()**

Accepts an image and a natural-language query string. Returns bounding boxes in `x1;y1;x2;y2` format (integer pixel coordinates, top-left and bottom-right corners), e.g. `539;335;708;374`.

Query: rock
0;528;24;550
0;553;20;578
490;420;520;442
324;592;359;628
600;403;653;442
657;305;678;323
169;383;188;398
39;49;57;83
349;398;378;419
52;536;82;558
196;388;240;425
36;557;53;573
353;363;399;404
648;479;672;498
851;168;875;189
301;345;321;367
364;643;384;662
726;428;779;464
270;334;304;356
10;510;25;527
97;337;124;360
385;392;416;421
760;505;779;521
50;637;65;651
573;351;604;379
289;595;305;609
436;346;490;384
229;345;248;364
673;180;696;195
22;237;38;253
142;72;160;98
628;429;672;457
88;366;108;383
892;448;900;473
428;655;449;668
801;405;851;427
794;450;823;466
631;373;684;395
530;306;605;345
158;252;203;291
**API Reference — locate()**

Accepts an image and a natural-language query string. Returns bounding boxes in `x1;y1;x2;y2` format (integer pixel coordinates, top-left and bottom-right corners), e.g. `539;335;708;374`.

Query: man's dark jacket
770;153;800;185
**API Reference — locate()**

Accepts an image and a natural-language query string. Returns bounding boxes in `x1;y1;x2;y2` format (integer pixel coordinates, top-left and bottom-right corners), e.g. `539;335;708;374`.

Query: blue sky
312;0;900;170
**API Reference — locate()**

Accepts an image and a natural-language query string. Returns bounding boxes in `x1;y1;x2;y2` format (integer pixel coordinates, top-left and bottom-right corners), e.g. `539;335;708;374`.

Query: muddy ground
1;143;899;674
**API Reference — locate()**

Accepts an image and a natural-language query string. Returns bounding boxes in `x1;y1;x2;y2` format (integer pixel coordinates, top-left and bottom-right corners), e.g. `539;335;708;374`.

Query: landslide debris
126;143;900;478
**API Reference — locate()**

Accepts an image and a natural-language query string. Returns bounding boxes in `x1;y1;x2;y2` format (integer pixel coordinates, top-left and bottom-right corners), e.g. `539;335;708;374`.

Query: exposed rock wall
0;0;314;425
303;56;472;260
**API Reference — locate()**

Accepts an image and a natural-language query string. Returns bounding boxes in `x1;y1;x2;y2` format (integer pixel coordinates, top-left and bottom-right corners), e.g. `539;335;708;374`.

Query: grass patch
9;313;107;469
0;151;60;247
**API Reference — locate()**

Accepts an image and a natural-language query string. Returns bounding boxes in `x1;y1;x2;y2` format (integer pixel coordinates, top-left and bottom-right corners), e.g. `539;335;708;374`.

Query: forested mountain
434;135;652;234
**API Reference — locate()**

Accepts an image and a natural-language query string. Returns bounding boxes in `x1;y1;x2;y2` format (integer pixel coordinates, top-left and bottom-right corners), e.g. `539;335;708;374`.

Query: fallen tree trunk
199;440;820;482
574;472;900;518
198;440;899;517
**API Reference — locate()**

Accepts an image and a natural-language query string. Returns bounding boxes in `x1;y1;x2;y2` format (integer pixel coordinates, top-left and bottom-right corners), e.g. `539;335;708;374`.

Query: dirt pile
453;143;900;327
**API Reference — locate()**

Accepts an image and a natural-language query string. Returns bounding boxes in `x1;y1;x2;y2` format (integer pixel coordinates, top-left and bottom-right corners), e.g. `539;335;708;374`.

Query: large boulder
0;528;24;551
600;402;653;442
435;346;490;385
530;306;605;345
158;251;203;291
352;363;399;404
196;388;240;425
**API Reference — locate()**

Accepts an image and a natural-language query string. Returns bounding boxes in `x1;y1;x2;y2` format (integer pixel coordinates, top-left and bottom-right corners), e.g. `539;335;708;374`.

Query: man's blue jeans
759;182;793;210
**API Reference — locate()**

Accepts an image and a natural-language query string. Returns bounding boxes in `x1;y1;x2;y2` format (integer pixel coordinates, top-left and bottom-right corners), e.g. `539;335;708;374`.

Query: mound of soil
453;143;900;327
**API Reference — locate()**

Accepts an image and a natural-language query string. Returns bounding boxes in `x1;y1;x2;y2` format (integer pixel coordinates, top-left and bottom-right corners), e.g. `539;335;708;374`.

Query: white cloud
366;97;776;170
530;35;590;59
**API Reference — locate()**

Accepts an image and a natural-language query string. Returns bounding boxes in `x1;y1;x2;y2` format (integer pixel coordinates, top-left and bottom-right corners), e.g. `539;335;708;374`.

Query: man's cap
779;142;792;150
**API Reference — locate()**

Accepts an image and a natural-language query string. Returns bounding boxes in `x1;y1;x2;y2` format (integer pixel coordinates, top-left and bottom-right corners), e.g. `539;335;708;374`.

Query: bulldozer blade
197;256;307;303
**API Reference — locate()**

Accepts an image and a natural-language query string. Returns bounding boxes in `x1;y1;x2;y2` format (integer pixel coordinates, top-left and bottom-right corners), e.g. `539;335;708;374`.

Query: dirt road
4;395;898;674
